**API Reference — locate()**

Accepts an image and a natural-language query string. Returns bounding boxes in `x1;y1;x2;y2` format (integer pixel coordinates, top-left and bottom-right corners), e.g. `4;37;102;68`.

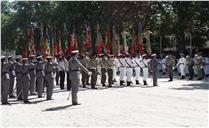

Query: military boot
143;81;148;85
136;80;139;85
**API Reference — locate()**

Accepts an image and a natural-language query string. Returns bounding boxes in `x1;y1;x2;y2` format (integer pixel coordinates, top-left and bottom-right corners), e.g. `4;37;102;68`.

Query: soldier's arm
76;59;89;73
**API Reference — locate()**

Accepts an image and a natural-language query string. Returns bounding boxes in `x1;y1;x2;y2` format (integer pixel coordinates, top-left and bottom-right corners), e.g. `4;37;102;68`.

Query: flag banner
95;23;104;56
84;24;92;51
112;26;117;56
121;30;128;53
131;30;137;57
136;22;145;54
144;30;152;55
116;33;120;56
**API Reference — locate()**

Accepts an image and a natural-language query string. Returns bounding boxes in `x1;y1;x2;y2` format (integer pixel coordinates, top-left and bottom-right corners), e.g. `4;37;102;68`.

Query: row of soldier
1;51;209;105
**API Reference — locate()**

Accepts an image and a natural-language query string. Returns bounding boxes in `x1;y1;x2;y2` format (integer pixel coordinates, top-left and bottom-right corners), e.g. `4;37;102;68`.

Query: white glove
88;71;92;75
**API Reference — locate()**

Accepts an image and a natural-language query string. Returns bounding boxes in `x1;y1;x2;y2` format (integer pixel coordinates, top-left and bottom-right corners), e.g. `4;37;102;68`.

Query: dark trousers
59;71;65;89
107;68;113;85
67;71;71;90
101;68;107;84
188;66;193;79
81;70;88;86
56;69;59;85
152;70;157;86
90;69;97;88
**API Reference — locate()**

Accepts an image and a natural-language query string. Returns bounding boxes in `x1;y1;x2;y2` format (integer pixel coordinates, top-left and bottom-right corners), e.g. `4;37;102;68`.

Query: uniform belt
70;69;80;72
127;67;132;68
143;67;148;68
120;66;125;67
179;63;184;65
90;68;96;70
22;72;29;75
37;69;43;72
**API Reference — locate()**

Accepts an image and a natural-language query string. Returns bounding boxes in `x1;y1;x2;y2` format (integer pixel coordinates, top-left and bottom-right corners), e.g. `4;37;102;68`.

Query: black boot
120;81;124;86
143;81;147;85
127;82;130;86
136;80;139;85
102;83;106;87
83;84;86;88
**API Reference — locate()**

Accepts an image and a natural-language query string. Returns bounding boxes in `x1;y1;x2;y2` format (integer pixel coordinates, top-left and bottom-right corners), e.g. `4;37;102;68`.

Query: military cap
1;55;6;60
46;55;52;59
36;55;43;59
22;57;28;60
142;54;147;57
151;54;156;57
30;54;36;58
8;55;13;59
71;50;79;54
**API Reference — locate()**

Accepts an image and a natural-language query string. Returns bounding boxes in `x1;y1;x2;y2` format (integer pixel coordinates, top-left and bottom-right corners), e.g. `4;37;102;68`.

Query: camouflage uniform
166;56;175;81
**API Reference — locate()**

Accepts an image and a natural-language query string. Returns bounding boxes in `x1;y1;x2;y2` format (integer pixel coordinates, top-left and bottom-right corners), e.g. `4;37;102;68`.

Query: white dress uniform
118;57;126;85
112;58;118;81
125;57;133;85
141;58;150;83
133;56;142;84
204;57;209;76
176;57;186;78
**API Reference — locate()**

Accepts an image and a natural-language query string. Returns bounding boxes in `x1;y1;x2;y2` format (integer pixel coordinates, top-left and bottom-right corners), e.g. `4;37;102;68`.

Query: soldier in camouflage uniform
36;55;45;98
80;54;89;88
89;54;99;89
28;55;37;95
99;54;108;87
165;55;175;82
186;55;194;80
196;54;204;80
107;54;114;87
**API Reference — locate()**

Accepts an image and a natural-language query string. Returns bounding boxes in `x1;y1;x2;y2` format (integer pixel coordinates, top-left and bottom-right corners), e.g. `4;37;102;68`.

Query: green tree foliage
1;1;209;54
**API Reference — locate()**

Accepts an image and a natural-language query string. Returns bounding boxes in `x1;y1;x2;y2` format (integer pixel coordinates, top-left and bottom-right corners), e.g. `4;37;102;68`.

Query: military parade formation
1;50;209;106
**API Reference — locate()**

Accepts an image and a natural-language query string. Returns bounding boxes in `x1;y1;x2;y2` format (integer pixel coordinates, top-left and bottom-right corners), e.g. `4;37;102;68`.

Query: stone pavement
1;76;208;127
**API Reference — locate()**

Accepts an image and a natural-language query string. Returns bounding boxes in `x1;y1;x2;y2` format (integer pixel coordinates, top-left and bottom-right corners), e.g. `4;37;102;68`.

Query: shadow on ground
170;82;209;90
42;104;75;112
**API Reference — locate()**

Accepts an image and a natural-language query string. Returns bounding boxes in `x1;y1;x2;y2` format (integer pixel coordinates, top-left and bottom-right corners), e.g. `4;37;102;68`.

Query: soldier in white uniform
176;53;186;79
125;53;133;86
133;53;142;85
112;56;118;82
118;54;126;86
141;54;150;85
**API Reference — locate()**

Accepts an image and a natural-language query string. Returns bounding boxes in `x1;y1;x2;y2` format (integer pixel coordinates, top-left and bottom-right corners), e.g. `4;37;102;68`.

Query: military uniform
89;56;99;89
186;56;194;80
141;55;150;85
125;55;133;86
36;57;45;98
68;50;89;105
150;54;161;86
15;57;23;100
80;56;90;88
166;55;175;81
99;55;108;87
8;57;16;98
204;57;209;77
196;55;204;80
133;55;142;85
58;58;66;89
1;56;11;105
118;55;126;86
55;65;59;85
107;55;114;87
193;55;198;76
45;57;58;100
176;55;186;79
22;58;35;103
64;57;71;90
28;59;37;95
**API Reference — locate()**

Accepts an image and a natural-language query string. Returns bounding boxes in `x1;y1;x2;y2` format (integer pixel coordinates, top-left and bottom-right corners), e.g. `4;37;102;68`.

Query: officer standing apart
8;56;16;98
45;55;58;100
15;55;23;100
149;54;162;86
1;56;12;105
175;53;186;79
36;55;45;98
186;55;194;80
165;55;176;82
68;50;92;105
141;54;150;86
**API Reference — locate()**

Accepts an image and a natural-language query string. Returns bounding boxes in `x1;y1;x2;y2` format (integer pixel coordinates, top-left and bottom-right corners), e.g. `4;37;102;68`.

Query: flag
68;26;78;54
44;27;50;56
116;33;120;55
27;27;36;56
131;30;137;57
84;24;92;51
144;30;152;55
95;23;104;56
136;22;145;54
121;30;128;53
112;26;117;56
54;30;62;58
105;27;111;55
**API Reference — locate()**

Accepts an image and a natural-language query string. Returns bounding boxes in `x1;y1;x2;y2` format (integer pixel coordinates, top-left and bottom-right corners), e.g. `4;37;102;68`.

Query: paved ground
1;75;209;127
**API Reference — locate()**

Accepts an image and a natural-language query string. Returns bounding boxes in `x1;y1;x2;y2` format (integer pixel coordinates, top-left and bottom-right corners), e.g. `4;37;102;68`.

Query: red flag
95;23;104;56
84;25;92;51
68;32;78;54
